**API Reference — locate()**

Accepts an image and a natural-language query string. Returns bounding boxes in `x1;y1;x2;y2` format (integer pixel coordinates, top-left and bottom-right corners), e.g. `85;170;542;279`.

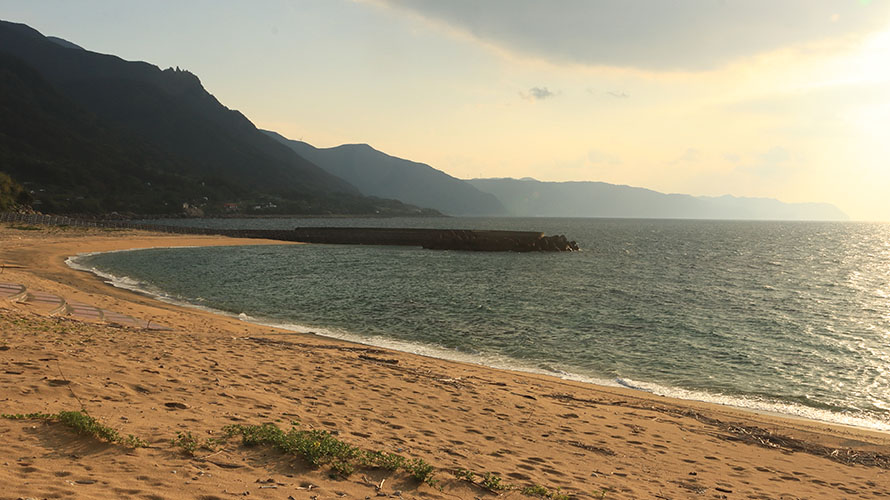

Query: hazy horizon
3;0;889;220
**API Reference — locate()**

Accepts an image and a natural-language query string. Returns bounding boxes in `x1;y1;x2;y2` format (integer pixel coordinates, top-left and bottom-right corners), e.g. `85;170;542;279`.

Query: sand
1;223;888;500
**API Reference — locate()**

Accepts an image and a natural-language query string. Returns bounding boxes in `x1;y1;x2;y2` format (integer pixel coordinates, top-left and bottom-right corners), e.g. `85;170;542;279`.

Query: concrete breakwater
233;227;580;252
0;214;578;251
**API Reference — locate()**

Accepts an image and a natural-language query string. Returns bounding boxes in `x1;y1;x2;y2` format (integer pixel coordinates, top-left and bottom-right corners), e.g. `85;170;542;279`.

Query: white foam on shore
66;250;890;433
66;249;241;315
611;377;890;432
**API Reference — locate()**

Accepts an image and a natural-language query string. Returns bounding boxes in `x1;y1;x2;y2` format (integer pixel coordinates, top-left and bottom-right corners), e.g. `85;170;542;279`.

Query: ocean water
70;218;890;430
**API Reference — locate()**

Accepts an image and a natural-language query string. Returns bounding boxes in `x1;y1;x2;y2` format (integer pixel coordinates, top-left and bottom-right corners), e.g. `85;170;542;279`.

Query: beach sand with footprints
1;223;888;499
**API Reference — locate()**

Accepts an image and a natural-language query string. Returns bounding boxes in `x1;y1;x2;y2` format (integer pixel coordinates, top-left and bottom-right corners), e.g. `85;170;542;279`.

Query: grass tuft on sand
1;410;146;448
222;422;438;486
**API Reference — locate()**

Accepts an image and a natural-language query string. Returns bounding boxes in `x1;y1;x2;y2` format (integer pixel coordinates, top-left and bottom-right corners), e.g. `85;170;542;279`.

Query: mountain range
467;178;848;221
264;131;506;216
0;19;847;220
263;128;848;220
0;20;429;215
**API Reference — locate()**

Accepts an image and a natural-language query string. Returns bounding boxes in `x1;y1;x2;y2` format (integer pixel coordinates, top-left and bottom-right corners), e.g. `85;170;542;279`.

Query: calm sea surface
70;218;890;430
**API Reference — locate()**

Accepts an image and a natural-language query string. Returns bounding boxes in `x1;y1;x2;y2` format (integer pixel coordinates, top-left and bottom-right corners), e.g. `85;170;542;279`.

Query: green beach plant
404;457;437;487
480;472;511;491
171;430;201;455
362;450;406;471
222;422;437;485
521;484;550;497
520;484;573;500
223;423;363;476
453;467;476;482
1;410;146;448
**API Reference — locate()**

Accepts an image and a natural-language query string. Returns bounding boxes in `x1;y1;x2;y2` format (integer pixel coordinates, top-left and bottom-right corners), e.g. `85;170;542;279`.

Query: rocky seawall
234;227;579;252
0;214;579;252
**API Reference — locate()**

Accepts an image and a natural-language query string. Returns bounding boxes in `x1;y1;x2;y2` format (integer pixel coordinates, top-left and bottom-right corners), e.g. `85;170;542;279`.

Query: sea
67;217;890;431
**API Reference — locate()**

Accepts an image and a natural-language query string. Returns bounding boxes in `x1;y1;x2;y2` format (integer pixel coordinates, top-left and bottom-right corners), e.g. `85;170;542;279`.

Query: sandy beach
1;223;888;500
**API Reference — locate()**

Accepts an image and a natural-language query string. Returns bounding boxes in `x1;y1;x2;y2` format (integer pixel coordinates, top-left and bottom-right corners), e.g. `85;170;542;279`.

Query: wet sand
1;223;888;499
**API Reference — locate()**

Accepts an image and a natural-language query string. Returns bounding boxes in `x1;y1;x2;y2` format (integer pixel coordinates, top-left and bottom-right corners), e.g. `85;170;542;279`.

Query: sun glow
817;23;890;87
852;25;890;84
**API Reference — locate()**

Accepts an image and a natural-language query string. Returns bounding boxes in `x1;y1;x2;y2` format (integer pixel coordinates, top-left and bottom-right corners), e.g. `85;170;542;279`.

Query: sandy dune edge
1;224;888;500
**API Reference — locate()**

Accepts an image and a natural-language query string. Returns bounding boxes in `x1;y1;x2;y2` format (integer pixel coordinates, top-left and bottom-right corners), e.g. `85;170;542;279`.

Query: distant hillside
467;178;848;221
45;36;83;50
0;20;430;215
265;131;506;216
0;51;223;213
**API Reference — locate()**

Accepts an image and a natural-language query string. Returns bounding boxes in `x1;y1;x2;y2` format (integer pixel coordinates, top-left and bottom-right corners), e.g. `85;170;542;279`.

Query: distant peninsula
466;178;848;221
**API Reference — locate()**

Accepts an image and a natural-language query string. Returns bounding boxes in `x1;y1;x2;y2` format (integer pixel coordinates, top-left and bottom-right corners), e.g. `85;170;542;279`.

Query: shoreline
67;244;890;435
1;224;888;499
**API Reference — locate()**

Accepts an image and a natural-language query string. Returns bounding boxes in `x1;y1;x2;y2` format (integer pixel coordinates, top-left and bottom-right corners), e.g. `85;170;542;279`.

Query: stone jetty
235;227;580;252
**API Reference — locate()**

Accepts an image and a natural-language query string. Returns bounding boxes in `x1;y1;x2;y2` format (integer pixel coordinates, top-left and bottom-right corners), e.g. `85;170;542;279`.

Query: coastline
63;248;890;434
1;224;888;499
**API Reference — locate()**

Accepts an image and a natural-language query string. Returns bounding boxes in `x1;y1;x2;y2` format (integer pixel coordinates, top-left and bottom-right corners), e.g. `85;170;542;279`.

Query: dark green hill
0;20;430;215
0;51;222;213
265;131;506;216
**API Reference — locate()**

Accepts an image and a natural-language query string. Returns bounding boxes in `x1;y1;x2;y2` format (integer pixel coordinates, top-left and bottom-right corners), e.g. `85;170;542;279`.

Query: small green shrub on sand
404;457;437;487
222;422;437;485
171;431;201;455
223;423;362;476
522;484;550;497
480;472;511;491
453;467;476;482
362;450;406;470
1;410;145;448
520;484;574;500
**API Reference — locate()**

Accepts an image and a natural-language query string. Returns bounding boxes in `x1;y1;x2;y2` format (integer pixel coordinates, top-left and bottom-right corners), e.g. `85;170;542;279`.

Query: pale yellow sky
3;0;889;219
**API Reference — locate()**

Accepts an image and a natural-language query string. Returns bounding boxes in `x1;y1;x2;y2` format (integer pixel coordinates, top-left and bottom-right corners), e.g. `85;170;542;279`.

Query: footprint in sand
542;467;565;476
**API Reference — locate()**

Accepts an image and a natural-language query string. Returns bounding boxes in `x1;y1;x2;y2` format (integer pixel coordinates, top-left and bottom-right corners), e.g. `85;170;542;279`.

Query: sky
2;0;889;220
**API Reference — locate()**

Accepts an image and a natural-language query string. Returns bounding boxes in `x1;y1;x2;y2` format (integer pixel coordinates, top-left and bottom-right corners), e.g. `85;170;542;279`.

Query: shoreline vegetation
1;223;888;499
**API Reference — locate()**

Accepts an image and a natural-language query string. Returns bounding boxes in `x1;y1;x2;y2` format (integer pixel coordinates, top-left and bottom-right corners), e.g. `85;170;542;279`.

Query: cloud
372;0;890;70
670;148;701;165
723;153;741;163
522;86;556;100
732;147;797;180
587;149;622;165
732;163;795;181
759;146;791;164
585;88;630;98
